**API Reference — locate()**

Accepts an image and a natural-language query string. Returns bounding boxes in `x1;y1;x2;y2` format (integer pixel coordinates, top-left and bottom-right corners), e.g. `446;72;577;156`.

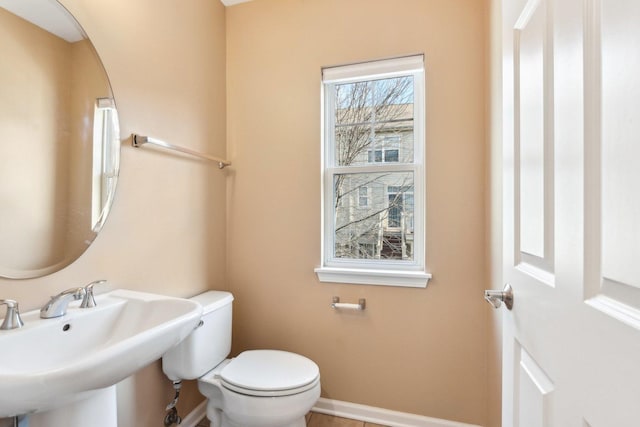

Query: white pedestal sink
0;289;203;426
25;386;117;427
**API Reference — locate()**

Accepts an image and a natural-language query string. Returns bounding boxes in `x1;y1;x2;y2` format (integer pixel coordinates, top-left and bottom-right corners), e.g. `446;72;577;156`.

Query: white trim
312;398;483;427
315;266;431;288
323;55;425;84
219;0;254;6
179;400;207;427
182;397;479;427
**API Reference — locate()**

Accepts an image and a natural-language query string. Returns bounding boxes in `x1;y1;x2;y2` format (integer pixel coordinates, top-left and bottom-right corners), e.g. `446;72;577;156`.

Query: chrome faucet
80;280;106;308
40;287;86;319
40;280;107;319
0;299;24;330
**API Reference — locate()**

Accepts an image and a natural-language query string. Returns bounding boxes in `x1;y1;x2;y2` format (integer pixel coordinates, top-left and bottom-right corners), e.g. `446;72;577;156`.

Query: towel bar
132;134;231;169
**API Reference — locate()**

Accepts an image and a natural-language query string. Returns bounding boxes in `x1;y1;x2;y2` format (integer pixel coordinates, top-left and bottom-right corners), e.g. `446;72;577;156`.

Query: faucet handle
0;299;24;330
80;280;106;309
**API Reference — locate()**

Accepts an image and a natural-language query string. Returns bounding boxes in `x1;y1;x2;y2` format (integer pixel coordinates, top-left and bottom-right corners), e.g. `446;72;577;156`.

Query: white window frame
315;55;431;288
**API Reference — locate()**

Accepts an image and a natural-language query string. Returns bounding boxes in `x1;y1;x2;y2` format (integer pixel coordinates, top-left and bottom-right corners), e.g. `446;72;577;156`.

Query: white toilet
162;291;321;427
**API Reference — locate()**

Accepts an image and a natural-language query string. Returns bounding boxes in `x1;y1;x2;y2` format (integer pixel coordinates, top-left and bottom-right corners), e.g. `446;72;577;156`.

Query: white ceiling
0;0;85;42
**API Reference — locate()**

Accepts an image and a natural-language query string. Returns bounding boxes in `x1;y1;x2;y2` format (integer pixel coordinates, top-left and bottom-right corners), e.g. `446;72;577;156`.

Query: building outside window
315;55;430;287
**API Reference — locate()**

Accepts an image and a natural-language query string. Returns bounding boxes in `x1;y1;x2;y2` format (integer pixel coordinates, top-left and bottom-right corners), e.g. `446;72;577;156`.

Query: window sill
314;267;431;288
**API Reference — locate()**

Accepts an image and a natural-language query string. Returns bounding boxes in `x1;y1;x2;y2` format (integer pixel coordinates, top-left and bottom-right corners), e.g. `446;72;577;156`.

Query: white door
500;0;640;425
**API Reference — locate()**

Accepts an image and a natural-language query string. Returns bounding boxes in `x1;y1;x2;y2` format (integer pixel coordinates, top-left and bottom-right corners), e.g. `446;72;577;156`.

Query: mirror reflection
0;0;120;279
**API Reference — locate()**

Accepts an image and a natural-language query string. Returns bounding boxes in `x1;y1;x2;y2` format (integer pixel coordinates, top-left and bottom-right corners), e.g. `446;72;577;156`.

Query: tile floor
195;412;390;426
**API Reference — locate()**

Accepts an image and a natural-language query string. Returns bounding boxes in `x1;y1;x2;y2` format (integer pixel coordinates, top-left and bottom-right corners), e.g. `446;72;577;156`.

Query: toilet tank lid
190;291;234;314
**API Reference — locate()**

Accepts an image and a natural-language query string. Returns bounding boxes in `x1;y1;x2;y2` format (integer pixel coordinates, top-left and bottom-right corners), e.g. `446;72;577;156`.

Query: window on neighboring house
387;187;402;228
358;186;369;207
315;55;431;288
368;148;399;163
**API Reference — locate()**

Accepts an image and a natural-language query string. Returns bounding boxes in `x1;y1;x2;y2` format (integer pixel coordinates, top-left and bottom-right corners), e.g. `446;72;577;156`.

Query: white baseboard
182;397;483;427
312;398;483;427
179;400;207;427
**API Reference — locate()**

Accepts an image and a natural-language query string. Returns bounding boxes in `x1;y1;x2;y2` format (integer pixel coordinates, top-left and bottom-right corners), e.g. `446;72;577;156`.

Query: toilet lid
220;350;319;396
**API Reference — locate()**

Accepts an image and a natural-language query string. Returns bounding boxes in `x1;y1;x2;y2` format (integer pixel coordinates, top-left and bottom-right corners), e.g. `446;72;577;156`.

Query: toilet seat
218;350;320;397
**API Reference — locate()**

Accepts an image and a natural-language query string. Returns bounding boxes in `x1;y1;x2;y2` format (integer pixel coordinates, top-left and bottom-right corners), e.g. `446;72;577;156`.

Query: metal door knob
484;283;514;310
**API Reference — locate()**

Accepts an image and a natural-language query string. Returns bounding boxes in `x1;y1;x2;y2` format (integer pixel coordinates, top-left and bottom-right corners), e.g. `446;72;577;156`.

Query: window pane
374;150;383;162
333;172;414;261
333;76;415;167
384;149;399;162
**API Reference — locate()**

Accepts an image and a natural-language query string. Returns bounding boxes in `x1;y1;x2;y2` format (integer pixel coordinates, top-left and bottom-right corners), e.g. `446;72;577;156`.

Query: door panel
516;0;553;265
516;345;554;427
587;0;640;318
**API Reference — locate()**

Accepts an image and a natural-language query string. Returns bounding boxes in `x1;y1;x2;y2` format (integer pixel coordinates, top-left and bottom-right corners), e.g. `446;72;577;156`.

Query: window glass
333;172;414;261
334;77;414;167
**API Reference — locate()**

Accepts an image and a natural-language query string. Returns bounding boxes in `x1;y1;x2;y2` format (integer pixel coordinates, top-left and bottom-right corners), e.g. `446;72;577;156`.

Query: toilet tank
162;291;234;381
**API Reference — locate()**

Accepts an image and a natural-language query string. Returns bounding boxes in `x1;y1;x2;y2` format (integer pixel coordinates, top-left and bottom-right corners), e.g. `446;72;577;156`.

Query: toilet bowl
162;291;321;427
199;351;320;427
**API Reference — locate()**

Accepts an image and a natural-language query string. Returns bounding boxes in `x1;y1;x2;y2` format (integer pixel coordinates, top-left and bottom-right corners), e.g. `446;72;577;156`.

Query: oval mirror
0;0;120;279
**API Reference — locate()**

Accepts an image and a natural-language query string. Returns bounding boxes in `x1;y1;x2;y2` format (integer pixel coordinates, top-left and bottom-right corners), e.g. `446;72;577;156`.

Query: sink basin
0;289;202;418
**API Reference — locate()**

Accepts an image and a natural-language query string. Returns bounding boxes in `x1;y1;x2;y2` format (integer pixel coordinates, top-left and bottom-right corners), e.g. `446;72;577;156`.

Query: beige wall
0;0;227;425
226;0;489;425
